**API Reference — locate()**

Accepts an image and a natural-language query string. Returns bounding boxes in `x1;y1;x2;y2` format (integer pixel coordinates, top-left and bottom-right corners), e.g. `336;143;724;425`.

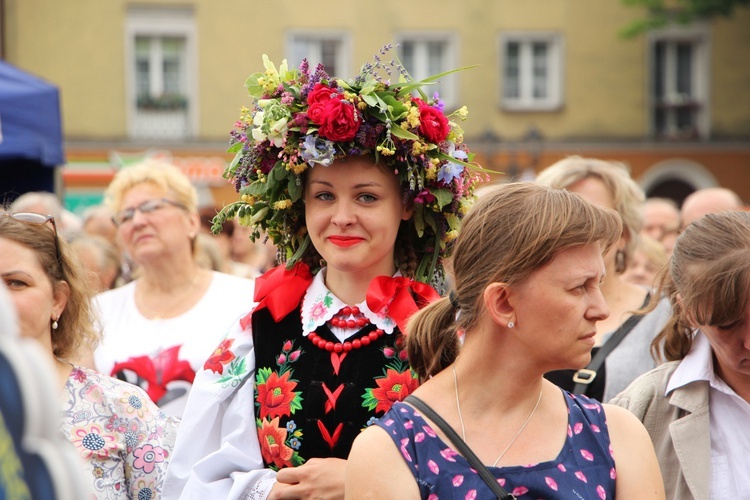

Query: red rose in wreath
413;98;449;143
307;83;336;105
317;98;361;142
307;83;338;125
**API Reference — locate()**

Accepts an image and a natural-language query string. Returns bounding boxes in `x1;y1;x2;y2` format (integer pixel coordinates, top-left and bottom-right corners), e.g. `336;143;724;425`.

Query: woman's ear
401;198;414;221
483;282;515;328
52;280;70;320
187;211;201;239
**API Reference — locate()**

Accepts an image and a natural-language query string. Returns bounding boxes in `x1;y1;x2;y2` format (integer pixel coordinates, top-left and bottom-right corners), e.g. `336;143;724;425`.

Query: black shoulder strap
572;297;649;394
404;395;515;500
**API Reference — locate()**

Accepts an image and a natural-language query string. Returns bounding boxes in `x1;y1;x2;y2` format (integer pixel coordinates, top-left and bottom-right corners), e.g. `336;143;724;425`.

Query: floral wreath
214;44;486;285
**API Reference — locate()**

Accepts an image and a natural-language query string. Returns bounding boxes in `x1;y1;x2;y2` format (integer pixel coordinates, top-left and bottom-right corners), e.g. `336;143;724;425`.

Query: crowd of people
1;51;748;500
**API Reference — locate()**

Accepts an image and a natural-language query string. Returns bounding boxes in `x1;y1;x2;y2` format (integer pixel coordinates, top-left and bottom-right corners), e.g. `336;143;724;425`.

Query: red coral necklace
307;306;384;353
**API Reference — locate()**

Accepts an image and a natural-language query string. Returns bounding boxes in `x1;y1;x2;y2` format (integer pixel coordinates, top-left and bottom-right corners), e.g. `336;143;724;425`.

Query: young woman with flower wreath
163;46;485;499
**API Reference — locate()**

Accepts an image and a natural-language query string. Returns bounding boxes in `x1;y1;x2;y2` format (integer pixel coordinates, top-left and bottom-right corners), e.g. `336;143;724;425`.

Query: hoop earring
615;250;626;274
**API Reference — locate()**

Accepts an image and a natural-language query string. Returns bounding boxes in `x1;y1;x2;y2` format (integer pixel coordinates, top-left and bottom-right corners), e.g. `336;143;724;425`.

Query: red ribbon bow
240;262;314;329
366;276;441;334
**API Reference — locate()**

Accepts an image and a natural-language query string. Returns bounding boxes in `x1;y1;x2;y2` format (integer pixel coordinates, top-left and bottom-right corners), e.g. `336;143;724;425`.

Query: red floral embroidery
371;369;418;413
203;339;236;374
257;371;299;419
258;417;294;469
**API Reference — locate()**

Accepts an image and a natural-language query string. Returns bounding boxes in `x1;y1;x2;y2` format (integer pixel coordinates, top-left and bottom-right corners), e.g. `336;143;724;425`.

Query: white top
667;331;750;499
93;271;255;419
163;269;399;500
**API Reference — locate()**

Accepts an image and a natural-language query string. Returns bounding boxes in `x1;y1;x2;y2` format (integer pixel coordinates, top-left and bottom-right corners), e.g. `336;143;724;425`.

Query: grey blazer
610;361;710;500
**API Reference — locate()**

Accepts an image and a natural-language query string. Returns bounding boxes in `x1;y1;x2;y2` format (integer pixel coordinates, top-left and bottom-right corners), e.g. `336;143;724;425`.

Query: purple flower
437;144;467;184
432;92;445;111
300;134;336;167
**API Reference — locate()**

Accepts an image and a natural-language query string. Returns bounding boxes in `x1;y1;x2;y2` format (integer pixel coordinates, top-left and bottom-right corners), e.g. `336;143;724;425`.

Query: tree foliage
621;0;750;37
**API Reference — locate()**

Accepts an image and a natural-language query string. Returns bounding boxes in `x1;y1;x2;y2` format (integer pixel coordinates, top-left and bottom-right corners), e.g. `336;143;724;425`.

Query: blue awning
0;61;64;167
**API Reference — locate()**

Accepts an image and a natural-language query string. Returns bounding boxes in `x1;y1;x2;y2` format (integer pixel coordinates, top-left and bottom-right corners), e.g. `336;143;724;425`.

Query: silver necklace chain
452;366;543;467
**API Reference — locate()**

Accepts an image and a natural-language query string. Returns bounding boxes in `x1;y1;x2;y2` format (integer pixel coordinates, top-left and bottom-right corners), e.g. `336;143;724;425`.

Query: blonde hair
0;215;100;359
535;156;645;269
104;160;198;213
407;182;623;381
650;211;750;361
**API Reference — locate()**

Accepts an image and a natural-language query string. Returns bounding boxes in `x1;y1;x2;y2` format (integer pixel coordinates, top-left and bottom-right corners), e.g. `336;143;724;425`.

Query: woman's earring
507;321;515;328
52;316;59;330
615;250;626;274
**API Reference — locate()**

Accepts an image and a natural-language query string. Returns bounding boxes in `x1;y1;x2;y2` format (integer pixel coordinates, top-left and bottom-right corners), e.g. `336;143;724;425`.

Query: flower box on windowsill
136;94;188;111
132;108;189;139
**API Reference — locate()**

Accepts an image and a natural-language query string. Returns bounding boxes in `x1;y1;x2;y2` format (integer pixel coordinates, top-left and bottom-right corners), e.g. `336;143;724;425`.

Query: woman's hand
269;458;346;500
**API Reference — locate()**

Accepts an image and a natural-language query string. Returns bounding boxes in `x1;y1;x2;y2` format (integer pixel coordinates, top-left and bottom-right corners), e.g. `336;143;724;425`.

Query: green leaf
292;453;306;467
435;151;500;175
256;366;272;385
432;188;454;209
390;123;419;141
392;65;479;97
445;213;460;232
414;205;425;238
289;392;303;413
361;93;379;108
288;234;311;264
380;94;408;119
288;176;303;202
361;388;379;411
245;72;266;98
227;142;244;154
223;151;243;179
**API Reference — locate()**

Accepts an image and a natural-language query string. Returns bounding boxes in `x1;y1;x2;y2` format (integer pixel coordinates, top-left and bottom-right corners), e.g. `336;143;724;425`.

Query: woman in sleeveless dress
347;183;665;499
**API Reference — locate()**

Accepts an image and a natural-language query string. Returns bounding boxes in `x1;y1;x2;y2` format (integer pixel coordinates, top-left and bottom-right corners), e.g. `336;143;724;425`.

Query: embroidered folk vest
251;305;416;469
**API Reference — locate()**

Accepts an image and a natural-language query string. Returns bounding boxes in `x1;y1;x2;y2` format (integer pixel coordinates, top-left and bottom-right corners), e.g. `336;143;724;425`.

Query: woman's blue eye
358;194;377;203
315;192;334;201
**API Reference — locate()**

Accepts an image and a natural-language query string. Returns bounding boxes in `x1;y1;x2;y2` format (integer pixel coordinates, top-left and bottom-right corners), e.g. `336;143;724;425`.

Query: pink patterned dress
60;366;178;499
377;391;616;499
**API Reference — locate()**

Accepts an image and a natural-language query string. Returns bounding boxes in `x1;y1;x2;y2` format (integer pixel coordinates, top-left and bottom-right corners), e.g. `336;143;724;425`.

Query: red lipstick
328;236;365;247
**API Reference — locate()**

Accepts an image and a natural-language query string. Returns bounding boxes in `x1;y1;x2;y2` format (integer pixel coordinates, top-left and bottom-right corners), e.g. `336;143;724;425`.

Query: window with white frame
650;26;708;140
500;34;562;111
288;34;349;79
398;36;456;108
126;7;196;139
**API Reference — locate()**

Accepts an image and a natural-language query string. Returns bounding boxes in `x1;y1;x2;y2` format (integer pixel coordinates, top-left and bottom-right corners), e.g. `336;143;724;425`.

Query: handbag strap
572;295;649;394
404;395;515;500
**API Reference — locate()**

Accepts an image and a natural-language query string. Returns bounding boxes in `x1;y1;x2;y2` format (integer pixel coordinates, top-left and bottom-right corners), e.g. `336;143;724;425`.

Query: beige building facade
2;0;749;209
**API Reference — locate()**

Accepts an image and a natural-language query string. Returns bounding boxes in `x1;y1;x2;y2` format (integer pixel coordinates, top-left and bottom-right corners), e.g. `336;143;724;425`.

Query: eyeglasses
112;198;188;227
2;212;61;262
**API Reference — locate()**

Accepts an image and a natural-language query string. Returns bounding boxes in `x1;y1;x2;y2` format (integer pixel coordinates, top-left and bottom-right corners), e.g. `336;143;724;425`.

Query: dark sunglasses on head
2;211;61;262
111;198;187;227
